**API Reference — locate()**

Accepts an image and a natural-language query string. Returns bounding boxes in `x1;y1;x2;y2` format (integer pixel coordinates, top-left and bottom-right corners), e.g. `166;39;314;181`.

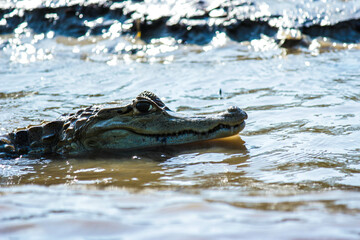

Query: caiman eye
135;101;153;113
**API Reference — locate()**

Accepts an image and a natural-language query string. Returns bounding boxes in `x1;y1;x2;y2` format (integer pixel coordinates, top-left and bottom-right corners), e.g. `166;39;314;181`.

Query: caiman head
60;91;247;154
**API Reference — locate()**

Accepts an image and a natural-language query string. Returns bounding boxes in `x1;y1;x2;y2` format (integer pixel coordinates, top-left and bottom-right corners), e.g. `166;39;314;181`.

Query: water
1;0;360;239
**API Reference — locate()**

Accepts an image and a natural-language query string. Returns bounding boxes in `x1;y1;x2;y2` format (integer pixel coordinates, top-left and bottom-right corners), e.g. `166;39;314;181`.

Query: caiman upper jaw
87;105;246;136
80;102;247;151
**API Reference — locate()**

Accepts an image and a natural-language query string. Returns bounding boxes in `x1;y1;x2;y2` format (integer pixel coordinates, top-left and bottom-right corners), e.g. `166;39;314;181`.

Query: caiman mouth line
106;122;245;138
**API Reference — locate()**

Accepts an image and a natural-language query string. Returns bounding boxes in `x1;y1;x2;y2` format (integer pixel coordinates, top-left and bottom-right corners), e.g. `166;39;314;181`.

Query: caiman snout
225;106;248;120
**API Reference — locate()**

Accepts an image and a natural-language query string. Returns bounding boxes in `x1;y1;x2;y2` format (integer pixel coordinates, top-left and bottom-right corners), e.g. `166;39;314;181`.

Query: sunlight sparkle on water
1;1;360;239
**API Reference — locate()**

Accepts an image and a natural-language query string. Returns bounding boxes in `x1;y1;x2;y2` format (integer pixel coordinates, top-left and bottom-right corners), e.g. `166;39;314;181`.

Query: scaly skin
0;91;247;158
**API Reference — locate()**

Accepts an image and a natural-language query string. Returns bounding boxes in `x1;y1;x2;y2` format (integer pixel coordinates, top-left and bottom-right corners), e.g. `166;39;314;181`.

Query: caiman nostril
227;106;240;113
227;106;248;119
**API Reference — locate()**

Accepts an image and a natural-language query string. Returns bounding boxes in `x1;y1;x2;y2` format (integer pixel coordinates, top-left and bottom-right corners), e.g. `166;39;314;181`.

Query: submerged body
0;91;247;158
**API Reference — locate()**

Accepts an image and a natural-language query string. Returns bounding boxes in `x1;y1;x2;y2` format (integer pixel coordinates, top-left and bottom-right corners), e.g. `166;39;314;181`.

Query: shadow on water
1;136;249;188
81;135;248;160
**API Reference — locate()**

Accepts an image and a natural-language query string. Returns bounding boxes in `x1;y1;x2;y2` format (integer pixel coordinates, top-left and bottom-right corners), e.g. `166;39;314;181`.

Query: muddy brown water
1;1;360;239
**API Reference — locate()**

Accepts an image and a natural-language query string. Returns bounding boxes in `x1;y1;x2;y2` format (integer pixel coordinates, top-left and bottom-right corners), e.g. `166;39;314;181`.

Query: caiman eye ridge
131;122;244;138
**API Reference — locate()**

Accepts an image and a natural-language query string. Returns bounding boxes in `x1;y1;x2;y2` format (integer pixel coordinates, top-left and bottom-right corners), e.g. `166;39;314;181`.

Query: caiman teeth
136;123;243;137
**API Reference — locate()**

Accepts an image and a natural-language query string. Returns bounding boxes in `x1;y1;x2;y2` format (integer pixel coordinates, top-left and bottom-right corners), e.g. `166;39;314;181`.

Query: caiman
0;91;247;158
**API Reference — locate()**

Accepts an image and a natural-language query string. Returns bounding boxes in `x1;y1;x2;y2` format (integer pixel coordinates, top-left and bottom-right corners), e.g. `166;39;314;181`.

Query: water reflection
1;136;248;188
1;184;358;239
1;1;360;238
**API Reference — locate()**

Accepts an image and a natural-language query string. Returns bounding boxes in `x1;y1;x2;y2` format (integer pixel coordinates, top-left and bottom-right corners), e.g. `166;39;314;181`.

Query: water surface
1;0;360;239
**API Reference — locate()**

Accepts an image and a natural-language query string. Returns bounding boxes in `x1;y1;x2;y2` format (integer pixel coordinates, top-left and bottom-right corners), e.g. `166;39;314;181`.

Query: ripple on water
0;186;359;239
1;1;360;238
